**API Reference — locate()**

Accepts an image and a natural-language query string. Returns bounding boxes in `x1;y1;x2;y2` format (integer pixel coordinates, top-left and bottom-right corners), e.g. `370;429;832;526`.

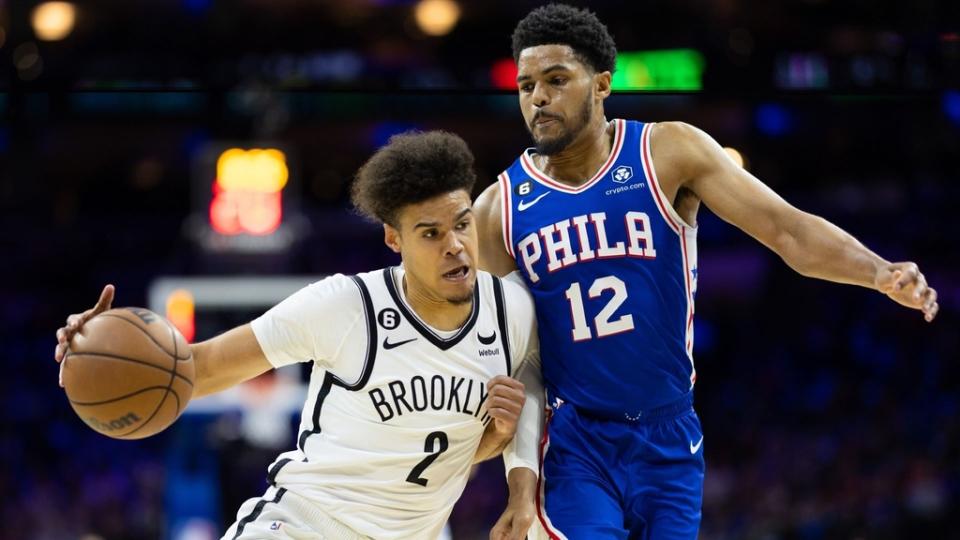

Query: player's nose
443;230;464;255
532;81;551;107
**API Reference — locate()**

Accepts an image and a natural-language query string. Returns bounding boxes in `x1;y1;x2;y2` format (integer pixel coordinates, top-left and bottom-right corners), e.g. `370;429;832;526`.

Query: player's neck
536;116;613;186
402;276;473;332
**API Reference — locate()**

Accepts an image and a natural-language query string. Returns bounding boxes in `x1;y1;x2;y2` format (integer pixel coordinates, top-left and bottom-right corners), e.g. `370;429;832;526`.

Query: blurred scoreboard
187;143;307;253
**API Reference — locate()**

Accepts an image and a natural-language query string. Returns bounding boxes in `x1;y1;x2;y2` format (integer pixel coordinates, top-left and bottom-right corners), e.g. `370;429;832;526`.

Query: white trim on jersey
536;417;569;540
499;172;515;259
519;119;627;195
640;122;698;384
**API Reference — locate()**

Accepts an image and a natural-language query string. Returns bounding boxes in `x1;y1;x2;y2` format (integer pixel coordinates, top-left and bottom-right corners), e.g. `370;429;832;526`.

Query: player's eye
423;229;438;238
551;77;567;86
456;220;471;230
520;84;534;93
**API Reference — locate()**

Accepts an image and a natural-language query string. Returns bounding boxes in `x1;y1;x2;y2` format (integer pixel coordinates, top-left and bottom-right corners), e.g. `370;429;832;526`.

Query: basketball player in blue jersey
477;5;940;540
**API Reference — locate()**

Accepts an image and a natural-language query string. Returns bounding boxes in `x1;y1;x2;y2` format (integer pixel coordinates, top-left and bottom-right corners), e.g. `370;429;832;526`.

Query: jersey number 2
564;276;634;341
406;431;449;487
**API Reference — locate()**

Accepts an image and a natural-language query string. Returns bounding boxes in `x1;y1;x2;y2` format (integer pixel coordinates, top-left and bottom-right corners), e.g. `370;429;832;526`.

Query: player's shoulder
485;271;535;321
304;268;385;302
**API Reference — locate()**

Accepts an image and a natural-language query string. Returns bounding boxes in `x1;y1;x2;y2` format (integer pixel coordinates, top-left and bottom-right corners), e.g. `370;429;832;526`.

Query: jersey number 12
564;276;634;341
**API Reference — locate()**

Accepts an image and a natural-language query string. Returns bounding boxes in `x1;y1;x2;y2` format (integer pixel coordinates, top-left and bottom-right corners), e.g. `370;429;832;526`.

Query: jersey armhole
498;172;515;259
491;275;513;376
640;122;695;234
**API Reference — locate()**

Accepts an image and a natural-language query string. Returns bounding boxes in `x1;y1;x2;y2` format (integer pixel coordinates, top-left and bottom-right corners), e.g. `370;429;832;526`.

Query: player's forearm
474;424;513;463
775;211;887;289
190;324;273;399
505;466;538;507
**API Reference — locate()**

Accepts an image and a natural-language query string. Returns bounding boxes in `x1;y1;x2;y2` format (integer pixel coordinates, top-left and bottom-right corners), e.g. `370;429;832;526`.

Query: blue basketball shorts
535;393;704;540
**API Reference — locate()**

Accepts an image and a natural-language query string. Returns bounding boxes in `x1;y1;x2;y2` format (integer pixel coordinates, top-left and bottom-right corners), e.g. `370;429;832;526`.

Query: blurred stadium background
2;0;959;538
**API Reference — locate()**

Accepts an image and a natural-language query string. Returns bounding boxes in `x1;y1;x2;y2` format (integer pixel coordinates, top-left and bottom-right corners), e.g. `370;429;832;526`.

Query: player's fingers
487;405;520;423
910;274;928;303
489;391;526;409
66;313;84;330
489;381;526;400
925;302;939;322
489;398;523;417
895;265;919;291
93;284;115;313
56;327;68;344
488;375;524;392
922;288;937;312
58;356;66;387
508;515;534;540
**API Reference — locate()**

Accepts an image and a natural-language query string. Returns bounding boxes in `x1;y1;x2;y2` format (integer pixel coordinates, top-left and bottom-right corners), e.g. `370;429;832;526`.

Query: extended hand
54;284;115;385
490;495;537;540
876;263;938;322
486;375;526;438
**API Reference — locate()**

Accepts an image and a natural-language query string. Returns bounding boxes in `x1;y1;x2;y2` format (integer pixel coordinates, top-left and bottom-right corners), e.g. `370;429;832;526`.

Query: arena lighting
165;289;196;343
612;49;704;91
414;0;461;37
209;148;288;236
490;58;519;90
31;2;76;41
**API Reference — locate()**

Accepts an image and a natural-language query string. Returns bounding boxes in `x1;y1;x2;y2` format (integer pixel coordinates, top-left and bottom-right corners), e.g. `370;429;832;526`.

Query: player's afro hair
351;130;477;227
511;4;617;74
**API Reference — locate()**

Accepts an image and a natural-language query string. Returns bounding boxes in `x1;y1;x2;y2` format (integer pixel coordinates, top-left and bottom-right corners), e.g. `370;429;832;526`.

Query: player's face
516;44;604;155
386;189;478;305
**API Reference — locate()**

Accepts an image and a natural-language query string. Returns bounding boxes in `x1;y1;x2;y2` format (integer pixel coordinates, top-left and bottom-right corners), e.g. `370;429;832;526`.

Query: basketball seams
97;313;191;361
69;385;169;406
64;351;193;386
117;320;182;438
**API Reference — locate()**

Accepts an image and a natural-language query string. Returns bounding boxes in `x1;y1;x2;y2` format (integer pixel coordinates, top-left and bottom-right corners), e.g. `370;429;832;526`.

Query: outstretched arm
54;285;275;399
652;121;939;322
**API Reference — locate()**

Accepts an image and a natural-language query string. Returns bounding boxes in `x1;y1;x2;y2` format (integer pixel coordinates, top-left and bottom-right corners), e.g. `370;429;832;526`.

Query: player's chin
440;265;475;304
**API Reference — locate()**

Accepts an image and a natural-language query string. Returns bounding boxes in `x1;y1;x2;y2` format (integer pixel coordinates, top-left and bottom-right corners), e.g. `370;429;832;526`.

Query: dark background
2;1;959;539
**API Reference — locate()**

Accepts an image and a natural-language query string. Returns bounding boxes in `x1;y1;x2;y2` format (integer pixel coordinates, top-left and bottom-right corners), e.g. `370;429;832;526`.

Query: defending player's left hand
876;262;939;322
486;375;526;438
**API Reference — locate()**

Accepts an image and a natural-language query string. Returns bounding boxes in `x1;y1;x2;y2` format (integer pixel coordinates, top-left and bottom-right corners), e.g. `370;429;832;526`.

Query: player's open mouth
442;266;470;281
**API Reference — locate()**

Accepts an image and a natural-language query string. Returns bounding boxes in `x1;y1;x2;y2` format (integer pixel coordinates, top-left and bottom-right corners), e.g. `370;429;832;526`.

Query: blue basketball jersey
500;119;698;419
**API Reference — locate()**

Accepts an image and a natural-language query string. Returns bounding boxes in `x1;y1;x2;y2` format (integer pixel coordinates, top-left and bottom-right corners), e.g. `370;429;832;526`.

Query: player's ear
384;223;402;254
595;70;612;100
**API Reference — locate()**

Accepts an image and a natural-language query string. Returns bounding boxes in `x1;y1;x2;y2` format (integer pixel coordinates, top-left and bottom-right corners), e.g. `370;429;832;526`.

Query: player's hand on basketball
876;262;939;322
55;284;115;385
490;496;536;540
487;375;526;437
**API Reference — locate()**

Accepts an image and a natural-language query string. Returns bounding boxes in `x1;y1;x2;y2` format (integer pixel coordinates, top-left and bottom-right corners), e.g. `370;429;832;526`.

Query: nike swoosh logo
690;435;704;454
383;337;417;350
517;192;550;211
478;332;496;345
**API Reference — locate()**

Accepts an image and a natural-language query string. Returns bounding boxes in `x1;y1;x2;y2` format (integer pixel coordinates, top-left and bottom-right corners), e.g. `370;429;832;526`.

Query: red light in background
166;289;196;343
490;58;518;90
209;148;287;236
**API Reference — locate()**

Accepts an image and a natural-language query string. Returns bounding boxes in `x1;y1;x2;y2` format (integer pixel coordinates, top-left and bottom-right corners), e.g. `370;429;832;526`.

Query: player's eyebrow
414;208;472;230
516;64;572;83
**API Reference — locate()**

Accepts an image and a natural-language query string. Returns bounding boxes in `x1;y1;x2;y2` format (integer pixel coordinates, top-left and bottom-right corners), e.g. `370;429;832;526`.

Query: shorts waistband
553;391;694;424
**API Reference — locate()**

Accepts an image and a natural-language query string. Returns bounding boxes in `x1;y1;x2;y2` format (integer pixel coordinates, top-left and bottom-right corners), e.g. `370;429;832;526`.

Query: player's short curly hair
511;4;617;74
351;131;477;227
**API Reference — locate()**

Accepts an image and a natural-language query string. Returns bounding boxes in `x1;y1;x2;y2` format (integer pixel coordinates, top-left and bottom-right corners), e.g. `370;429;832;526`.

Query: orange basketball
62;307;195;440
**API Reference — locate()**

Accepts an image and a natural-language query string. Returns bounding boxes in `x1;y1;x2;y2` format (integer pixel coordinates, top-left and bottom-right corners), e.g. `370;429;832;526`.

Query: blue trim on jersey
503;120;698;419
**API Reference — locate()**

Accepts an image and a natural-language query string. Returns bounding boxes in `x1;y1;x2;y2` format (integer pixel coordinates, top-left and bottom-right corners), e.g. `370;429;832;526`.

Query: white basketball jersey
250;266;537;539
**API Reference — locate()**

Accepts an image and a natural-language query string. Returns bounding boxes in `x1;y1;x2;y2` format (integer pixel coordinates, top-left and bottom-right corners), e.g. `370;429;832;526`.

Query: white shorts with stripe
222;486;367;540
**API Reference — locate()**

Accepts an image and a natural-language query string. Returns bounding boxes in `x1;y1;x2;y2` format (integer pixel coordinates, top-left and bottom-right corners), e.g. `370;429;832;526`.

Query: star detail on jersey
517;192;550;211
612;165;633;183
477;332;496;345
382;337;417;350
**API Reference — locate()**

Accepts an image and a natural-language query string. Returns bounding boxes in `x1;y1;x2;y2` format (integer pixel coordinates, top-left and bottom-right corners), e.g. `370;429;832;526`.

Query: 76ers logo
612;166;633;183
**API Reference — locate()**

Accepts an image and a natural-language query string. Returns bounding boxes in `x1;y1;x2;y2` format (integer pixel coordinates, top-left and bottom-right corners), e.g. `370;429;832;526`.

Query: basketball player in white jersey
54;131;543;539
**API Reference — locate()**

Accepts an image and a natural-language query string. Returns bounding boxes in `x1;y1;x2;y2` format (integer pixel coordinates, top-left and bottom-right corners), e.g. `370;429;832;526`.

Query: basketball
62;307;195;440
